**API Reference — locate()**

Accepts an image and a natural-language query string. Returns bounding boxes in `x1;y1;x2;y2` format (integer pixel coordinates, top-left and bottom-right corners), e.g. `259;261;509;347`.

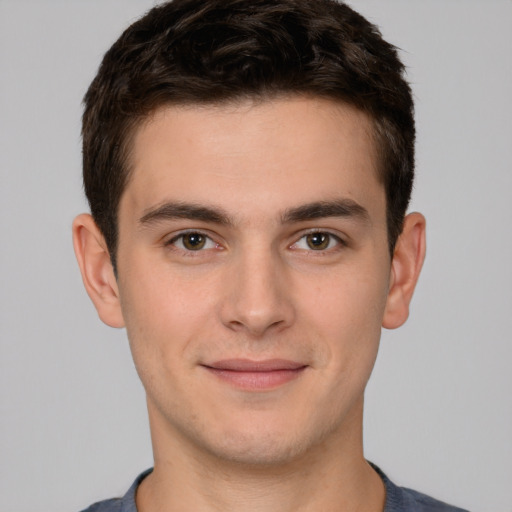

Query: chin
192;412;338;469
206;431;308;468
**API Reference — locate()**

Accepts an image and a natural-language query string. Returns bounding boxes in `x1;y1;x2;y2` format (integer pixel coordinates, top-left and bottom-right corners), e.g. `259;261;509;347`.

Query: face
115;97;393;466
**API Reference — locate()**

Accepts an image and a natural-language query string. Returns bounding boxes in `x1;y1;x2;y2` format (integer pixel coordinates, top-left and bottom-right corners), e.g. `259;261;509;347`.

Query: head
82;0;415;274
74;0;425;470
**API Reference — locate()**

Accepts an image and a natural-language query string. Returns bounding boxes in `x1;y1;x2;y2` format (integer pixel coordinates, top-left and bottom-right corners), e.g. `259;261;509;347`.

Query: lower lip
204;367;307;391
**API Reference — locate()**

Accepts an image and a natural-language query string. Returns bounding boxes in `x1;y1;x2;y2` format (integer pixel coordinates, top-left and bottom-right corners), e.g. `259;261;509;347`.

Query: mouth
201;359;308;391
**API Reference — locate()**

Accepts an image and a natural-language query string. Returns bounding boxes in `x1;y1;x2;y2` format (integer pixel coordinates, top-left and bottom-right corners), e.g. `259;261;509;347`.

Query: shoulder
395;486;470;512
78;468;152;512
80;498;123;512
372;464;470;512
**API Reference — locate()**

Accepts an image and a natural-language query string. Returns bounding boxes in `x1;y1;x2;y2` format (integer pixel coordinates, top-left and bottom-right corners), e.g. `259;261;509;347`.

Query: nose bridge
221;240;293;336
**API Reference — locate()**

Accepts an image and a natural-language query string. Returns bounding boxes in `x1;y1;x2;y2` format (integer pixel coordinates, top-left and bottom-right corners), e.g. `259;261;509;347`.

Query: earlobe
72;214;125;328
382;212;426;330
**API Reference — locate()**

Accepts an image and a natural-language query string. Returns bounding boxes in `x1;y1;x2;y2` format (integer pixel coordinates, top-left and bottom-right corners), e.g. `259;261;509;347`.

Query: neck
137;399;385;512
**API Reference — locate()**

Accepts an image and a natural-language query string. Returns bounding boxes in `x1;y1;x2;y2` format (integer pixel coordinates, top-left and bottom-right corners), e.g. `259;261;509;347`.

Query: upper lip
204;359;307;372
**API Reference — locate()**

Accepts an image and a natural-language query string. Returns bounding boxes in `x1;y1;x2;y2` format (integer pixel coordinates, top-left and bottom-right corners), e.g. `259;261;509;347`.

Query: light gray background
1;1;511;511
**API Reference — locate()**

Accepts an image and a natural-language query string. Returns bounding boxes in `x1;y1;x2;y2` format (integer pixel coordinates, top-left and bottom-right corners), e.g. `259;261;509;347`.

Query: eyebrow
282;199;370;224
139;202;232;227
138;198;370;228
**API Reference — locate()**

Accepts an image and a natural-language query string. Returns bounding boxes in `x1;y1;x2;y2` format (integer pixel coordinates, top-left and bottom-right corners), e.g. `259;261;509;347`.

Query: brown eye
182;232;206;250
305;232;331;250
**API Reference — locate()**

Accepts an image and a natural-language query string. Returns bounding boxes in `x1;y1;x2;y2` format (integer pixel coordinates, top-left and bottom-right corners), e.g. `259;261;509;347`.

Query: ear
72;213;125;328
382;212;426;329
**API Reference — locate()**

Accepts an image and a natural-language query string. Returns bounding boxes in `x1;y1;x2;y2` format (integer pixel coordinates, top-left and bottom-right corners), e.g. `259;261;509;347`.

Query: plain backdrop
1;1;511;511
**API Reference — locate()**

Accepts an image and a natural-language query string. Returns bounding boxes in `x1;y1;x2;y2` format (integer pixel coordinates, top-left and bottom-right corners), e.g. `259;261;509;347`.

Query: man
72;0;468;510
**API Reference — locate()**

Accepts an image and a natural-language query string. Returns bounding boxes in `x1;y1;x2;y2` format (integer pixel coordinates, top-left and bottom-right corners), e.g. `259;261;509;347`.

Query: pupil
308;233;328;250
184;233;205;250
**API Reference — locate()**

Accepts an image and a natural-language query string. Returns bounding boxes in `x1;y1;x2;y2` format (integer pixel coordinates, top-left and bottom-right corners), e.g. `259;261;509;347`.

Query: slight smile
202;359;309;391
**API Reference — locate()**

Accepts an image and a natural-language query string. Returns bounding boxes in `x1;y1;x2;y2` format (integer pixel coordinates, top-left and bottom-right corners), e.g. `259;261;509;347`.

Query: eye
292;231;342;251
168;231;218;251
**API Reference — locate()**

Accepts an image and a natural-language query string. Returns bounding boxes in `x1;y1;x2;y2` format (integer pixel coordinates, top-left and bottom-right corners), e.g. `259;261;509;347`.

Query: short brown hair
82;0;415;272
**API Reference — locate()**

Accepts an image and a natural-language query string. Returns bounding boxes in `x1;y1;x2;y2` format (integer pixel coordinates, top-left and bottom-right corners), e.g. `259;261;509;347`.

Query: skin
73;96;426;511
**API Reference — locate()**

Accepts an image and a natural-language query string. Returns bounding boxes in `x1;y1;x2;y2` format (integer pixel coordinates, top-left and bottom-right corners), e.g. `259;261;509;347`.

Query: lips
202;359;308;391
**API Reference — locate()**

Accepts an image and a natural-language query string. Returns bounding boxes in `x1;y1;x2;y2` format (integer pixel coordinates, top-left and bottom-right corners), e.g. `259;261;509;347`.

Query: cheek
289;267;388;430
296;264;389;365
117;260;216;376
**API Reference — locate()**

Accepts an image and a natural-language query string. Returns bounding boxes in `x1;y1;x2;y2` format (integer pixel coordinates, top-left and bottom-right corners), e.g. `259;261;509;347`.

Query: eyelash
164;230;221;255
290;230;346;253
164;229;345;255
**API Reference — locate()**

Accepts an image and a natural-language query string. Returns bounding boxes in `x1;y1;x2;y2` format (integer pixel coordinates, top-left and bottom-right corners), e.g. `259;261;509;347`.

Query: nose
219;246;295;337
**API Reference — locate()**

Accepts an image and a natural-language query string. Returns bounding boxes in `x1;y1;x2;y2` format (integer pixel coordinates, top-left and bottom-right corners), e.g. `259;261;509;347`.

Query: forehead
121;96;383;224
